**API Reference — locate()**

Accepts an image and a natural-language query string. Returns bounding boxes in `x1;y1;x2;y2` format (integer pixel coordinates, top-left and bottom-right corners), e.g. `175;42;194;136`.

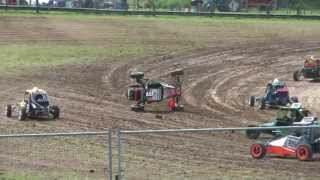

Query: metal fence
117;126;320;180
0;126;319;179
1;5;320;20
0;131;113;180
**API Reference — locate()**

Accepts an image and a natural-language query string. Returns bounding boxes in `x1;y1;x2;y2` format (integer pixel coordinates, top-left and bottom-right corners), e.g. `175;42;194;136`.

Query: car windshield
32;93;49;106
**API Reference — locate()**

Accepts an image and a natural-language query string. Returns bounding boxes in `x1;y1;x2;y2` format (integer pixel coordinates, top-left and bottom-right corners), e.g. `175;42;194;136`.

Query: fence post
36;0;39;13
117;128;122;180
108;129;113;180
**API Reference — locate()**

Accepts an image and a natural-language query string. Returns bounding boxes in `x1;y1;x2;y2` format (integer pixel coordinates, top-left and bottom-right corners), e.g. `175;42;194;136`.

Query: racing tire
249;96;255;107
246;125;261;139
250;143;266;159
293;70;303;81
290;96;299;103
51;105;60;119
130;104;144;112
129;72;144;80
6;104;12;117
18;107;27;121
296;144;312;161
175;105;184;112
259;99;266;110
170;69;184;77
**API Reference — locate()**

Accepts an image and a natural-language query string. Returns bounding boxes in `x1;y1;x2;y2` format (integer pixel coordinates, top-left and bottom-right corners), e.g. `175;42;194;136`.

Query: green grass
0;11;319;76
1;11;320;180
0;137;108;180
0;44;145;74
0;173;43;180
0;171;88;180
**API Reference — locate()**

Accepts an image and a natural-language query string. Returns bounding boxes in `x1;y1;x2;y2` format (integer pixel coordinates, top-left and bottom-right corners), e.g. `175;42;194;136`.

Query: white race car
250;118;320;161
6;87;60;121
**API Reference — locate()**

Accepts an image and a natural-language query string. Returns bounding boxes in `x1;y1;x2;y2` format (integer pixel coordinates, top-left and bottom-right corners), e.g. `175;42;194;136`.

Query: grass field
0;11;320;179
0;11;320;76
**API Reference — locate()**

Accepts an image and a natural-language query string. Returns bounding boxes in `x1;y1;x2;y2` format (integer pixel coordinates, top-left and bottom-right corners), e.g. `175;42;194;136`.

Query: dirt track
0;15;320;179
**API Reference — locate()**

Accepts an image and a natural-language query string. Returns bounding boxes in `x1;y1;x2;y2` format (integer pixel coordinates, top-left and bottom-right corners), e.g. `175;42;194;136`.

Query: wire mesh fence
1;0;320;16
0;131;112;180
1;126;319;179
118;126;320;180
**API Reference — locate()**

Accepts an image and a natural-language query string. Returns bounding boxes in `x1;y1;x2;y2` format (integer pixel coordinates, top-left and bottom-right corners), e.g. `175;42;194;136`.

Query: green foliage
280;0;320;9
154;0;191;10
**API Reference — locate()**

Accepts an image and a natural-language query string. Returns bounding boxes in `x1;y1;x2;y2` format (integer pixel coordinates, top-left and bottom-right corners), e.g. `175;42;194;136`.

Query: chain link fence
117;126;320;180
0;131;112;180
0;126;319;179
1;0;320;17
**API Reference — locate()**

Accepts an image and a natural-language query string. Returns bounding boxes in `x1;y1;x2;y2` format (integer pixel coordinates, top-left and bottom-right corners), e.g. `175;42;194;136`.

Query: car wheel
250;143;266;159
290;96;299;103
175;104;184;112
249;96;255;107
6;104;12;117
129;72;144;80
51;105;60;119
130;104;144;112
246;125;261;139
293;70;303;81
259;99;266;110
296;144;312;161
18;107;27;121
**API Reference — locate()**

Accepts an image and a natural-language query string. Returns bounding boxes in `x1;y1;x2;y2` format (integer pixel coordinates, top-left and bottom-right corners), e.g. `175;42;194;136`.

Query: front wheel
18;107;27;121
250;143;266;159
293;70;303;81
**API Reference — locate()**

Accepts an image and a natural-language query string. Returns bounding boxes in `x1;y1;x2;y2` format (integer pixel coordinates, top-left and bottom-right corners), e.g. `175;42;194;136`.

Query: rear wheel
249;96;255;107
293;70;303;81
246;125;261;139
296;144;312;161
18;107;26;121
6;104;12;117
250;143;266;159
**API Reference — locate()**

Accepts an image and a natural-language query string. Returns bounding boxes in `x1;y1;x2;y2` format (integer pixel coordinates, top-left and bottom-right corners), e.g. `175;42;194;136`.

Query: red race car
126;70;184;112
293;55;320;81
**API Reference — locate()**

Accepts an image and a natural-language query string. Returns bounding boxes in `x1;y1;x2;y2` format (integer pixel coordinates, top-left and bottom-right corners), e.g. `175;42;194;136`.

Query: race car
6;87;60;121
246;103;314;139
250;119;320;161
126;70;184;112
249;79;297;109
294;55;320;81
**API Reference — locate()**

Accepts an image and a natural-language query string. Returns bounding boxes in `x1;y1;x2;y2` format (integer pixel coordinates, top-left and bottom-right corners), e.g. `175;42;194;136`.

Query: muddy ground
0;14;320;179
